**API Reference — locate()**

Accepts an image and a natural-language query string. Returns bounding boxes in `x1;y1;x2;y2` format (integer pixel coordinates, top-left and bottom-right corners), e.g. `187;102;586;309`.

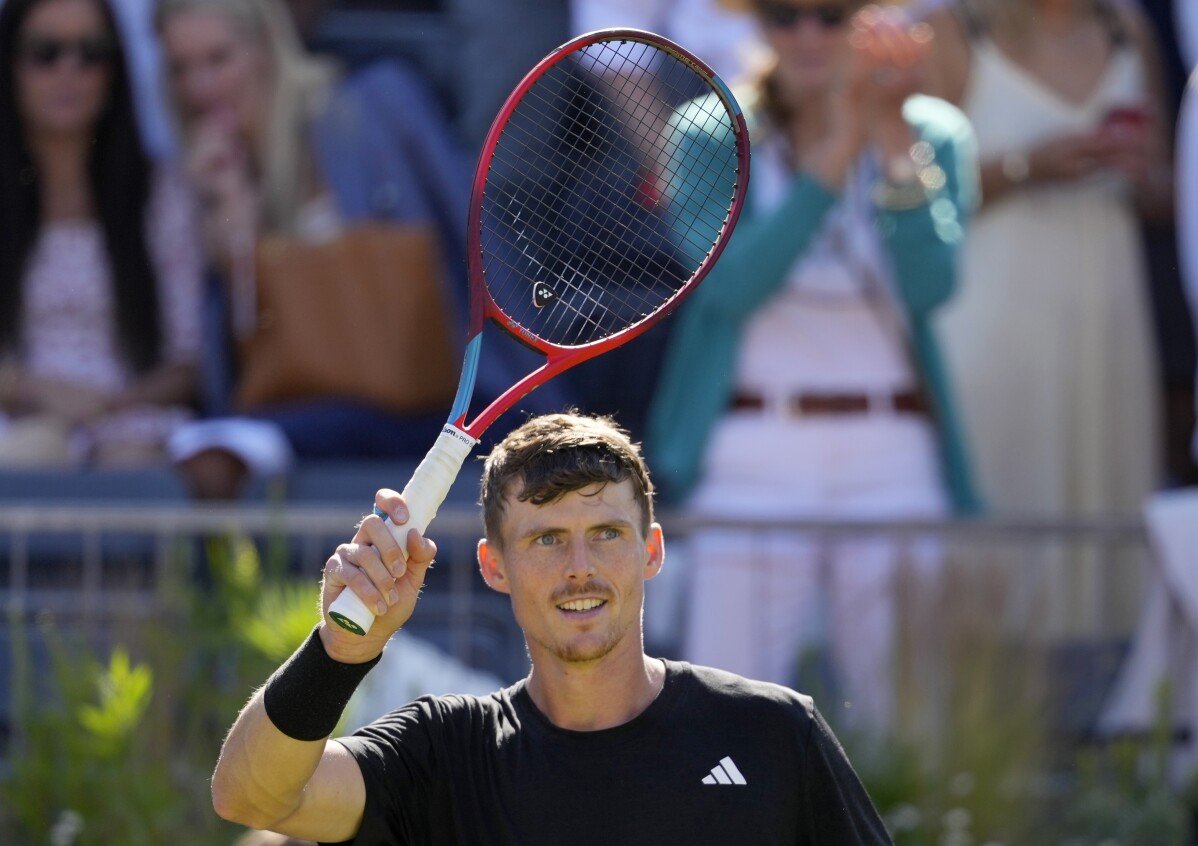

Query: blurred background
0;0;1197;843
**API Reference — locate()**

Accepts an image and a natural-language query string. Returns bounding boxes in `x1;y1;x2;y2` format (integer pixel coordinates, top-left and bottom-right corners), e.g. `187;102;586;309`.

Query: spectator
0;0;203;469
645;1;978;735
1180;68;1198;463
553;0;770;443
924;0;1172;516
569;0;767;84
156;0;476;499
1177;0;1198;70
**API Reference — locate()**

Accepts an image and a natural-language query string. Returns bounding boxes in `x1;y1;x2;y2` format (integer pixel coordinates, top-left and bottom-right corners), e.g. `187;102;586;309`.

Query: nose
793;17;831;44
563;537;596;581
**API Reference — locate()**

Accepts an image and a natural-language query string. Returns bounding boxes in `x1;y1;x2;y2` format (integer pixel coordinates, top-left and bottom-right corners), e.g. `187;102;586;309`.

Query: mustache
551;580;612;604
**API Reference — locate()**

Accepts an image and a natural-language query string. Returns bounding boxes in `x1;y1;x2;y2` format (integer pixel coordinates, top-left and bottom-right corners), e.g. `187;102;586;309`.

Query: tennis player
211;412;891;844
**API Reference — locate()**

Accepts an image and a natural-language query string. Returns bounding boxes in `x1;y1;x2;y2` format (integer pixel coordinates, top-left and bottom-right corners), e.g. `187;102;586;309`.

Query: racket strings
523;46;734;225
480;37;741;347
484;92;685;341
488;177;679;326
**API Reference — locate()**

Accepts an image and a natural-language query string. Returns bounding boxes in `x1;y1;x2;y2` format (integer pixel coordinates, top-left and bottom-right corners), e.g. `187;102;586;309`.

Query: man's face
478;479;664;667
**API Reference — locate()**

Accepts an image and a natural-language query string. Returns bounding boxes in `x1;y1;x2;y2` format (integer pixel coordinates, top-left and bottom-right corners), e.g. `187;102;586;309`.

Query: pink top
19;169;204;454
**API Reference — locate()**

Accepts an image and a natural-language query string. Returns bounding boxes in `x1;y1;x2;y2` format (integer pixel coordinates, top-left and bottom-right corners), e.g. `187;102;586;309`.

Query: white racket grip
327;425;478;636
394;425;478;545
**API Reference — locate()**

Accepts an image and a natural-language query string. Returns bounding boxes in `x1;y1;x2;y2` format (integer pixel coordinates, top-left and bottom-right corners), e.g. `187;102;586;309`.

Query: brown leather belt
730;389;928;416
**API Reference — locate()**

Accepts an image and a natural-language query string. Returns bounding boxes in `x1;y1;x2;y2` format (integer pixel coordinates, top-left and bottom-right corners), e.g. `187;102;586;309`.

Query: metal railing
0;504;1151;643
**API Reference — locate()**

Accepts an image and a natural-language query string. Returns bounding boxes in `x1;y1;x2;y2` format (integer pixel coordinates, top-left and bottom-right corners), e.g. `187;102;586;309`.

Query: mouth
556;597;608;617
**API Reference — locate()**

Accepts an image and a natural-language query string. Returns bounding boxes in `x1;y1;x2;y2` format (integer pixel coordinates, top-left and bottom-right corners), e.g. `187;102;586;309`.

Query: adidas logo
701;756;746;785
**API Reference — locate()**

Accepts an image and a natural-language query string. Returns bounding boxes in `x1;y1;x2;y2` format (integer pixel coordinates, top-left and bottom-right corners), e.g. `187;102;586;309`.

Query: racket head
460;28;749;435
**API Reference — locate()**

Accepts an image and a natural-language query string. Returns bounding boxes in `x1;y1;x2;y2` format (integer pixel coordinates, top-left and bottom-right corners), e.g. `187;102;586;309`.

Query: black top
326;660;891;845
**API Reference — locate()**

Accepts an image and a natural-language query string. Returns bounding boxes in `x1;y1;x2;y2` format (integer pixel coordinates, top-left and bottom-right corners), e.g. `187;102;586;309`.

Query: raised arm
210;489;437;842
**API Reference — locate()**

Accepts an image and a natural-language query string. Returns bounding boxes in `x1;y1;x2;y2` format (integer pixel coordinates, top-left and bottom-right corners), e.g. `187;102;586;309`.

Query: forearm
213;625;377;837
874;114;968;315
113;361;197;411
881;208;957;314
211;690;329;829
977;155;1025;208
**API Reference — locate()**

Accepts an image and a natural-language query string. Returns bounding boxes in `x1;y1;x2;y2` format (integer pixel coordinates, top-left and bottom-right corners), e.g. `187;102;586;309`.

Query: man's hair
480;413;655;544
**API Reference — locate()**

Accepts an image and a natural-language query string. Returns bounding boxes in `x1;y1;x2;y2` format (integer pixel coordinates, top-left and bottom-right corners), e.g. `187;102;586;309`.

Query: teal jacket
645;95;983;515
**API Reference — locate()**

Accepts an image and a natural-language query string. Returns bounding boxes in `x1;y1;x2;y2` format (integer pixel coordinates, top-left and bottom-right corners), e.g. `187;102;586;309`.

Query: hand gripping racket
328;28;750;635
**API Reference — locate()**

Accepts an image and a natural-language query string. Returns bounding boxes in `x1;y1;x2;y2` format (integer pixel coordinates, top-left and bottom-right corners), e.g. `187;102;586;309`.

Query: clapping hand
186;111;258;267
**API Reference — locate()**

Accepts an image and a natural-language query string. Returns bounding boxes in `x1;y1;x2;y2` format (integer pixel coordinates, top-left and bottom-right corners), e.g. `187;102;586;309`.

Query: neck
1032;0;1091;27
784;90;832;153
525;637;666;732
27;130;94;221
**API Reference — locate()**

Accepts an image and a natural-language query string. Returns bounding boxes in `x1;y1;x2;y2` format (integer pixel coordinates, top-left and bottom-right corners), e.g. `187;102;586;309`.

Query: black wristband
263;627;381;741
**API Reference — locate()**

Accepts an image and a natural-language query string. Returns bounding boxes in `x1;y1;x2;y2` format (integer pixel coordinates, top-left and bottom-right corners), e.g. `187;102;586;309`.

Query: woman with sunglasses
0;0;203;468
646;1;979;735
923;0;1171;522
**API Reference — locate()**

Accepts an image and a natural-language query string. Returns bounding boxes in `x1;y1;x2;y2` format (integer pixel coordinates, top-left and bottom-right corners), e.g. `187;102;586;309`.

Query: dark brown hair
480;412;655;545
0;0;162;372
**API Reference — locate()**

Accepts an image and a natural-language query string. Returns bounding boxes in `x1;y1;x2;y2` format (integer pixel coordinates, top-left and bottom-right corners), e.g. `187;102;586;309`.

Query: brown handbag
234;223;459;415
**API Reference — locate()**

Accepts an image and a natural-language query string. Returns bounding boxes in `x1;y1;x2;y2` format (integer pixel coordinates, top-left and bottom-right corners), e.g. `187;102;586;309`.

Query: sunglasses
756;2;852;29
18;35;115;69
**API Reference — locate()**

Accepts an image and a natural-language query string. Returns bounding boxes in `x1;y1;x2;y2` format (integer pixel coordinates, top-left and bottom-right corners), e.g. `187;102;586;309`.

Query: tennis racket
329;28;751;635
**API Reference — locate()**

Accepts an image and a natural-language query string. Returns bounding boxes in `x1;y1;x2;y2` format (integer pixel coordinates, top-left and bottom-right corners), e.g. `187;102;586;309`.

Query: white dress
937;38;1161;516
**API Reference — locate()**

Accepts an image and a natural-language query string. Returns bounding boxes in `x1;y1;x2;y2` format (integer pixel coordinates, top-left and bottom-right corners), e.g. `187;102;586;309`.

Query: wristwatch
1001;150;1031;184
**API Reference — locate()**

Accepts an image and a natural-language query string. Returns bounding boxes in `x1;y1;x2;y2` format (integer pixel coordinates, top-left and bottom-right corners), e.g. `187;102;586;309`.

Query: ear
477;537;511;595
643;523;665;582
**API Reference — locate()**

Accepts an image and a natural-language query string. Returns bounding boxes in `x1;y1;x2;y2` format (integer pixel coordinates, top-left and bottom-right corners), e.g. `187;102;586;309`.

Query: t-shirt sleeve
797;703;893;845
321;698;442;846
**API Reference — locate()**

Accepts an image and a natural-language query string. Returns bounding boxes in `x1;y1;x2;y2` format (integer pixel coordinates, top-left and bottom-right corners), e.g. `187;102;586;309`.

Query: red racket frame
455;27;751;439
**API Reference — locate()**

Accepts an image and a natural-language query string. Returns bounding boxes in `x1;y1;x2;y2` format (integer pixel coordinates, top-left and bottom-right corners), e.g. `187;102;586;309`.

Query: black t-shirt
327;660;891;845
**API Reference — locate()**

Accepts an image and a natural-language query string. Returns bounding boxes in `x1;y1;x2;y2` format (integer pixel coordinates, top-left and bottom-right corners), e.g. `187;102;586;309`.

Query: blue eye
599;527;619;540
536;534;557;546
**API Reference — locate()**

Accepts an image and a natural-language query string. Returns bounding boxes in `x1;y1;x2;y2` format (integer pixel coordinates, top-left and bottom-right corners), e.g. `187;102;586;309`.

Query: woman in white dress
925;0;1172;517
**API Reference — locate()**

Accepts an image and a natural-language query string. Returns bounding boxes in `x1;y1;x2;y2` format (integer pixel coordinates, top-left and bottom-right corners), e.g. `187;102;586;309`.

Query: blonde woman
156;0;474;498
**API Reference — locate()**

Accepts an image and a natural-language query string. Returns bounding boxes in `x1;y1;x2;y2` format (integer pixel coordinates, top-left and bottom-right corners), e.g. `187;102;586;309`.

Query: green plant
1050;682;1191;846
0;532;320;846
852;561;1196;846
1;616;185;845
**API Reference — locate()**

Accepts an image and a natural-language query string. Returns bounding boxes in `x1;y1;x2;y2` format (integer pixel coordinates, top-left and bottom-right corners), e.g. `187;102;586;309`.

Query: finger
396;529;438;587
339;542;399;615
873;12;916;69
404;528;438;567
847;8;876;55
373;488;409;526
354;512;406;577
909;21;934;48
321;551;381;613
854;4;881;28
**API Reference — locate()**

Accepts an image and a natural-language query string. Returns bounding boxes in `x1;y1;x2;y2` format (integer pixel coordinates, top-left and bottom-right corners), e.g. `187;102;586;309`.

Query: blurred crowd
2;0;1197;739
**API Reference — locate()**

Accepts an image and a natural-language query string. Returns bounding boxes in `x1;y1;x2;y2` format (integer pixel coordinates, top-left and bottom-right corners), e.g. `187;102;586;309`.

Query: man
211;413;891;844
